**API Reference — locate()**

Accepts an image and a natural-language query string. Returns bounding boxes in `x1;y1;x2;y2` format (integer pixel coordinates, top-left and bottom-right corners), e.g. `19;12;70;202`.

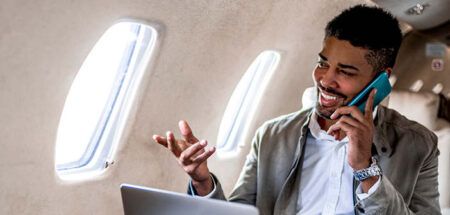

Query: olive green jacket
189;106;441;215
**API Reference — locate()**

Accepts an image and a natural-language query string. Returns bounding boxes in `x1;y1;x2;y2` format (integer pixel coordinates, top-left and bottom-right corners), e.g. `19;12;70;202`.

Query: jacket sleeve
187;173;227;200
187;124;266;205
356;132;441;215
226;125;263;205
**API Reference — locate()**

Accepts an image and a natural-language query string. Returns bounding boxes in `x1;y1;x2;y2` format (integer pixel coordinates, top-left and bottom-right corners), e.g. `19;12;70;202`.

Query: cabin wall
394;28;450;96
0;0;372;214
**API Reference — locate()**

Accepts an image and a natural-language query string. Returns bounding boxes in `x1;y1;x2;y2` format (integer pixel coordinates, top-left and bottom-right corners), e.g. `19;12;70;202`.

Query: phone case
347;72;391;113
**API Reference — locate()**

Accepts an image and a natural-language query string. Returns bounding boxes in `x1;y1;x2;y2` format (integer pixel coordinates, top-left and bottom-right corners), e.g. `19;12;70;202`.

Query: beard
314;85;347;119
315;104;334;119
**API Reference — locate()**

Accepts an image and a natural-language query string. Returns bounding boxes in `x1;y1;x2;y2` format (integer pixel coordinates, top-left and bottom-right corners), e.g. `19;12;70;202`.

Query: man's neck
317;115;338;131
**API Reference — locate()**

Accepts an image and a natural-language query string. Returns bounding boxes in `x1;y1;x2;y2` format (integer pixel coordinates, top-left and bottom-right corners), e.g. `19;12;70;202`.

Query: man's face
313;36;376;119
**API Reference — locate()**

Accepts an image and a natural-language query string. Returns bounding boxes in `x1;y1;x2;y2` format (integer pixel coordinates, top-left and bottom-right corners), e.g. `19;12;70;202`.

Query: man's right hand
153;120;216;196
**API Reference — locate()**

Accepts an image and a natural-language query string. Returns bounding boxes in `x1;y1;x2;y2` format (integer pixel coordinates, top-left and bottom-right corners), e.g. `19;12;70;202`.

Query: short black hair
325;5;403;72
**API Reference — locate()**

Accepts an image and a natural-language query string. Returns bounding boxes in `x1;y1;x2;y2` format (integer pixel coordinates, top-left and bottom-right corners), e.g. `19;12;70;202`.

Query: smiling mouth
321;92;338;100
319;91;340;107
317;84;347;108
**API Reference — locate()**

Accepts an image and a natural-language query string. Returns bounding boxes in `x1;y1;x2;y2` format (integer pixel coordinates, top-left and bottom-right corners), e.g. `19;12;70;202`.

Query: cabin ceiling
371;0;450;30
420;20;450;46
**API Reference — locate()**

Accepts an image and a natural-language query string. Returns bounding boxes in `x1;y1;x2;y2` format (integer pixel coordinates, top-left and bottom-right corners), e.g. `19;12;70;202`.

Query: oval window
55;21;157;180
216;51;280;156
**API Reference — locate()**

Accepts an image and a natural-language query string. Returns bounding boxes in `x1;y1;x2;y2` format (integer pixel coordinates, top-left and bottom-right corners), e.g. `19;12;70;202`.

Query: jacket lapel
273;111;312;214
372;106;393;157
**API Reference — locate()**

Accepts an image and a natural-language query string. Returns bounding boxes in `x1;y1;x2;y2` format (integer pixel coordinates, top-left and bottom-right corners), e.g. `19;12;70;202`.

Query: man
153;5;441;215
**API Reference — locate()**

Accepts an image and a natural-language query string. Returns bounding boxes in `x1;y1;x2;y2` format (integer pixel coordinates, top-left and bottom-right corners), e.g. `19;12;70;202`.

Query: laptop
120;183;259;215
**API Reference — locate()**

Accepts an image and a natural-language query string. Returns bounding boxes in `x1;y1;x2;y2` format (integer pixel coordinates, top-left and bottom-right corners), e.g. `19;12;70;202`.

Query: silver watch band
353;156;382;181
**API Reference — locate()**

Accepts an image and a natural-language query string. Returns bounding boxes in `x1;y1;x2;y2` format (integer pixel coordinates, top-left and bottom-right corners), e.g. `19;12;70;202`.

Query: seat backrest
388;90;450;209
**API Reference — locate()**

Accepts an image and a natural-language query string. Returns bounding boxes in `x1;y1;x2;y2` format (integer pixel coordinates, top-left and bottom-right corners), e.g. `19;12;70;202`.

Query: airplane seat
388;90;450;211
301;87;317;110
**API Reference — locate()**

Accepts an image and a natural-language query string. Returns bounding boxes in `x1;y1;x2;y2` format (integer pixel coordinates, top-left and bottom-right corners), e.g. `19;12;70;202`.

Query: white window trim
216;51;281;158
55;20;159;180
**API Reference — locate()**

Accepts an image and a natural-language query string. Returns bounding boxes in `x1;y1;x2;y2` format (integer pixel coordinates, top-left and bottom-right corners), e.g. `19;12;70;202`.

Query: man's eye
317;61;328;68
339;70;355;76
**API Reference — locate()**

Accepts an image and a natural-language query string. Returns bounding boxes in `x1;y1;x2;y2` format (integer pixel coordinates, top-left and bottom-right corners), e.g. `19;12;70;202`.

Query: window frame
216;51;281;157
55;20;159;180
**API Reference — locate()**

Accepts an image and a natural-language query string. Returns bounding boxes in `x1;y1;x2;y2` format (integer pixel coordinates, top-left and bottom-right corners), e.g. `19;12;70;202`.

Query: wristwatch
353;156;382;181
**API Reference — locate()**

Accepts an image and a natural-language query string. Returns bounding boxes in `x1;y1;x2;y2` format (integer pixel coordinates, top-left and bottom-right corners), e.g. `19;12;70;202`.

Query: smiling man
154;5;441;215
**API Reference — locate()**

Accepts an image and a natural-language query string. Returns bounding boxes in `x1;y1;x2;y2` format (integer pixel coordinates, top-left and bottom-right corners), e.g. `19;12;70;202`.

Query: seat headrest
388;90;440;130
301;87;317;110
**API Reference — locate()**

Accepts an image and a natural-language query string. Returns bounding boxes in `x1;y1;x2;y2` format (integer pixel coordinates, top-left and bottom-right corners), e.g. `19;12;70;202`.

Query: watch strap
353;157;382;181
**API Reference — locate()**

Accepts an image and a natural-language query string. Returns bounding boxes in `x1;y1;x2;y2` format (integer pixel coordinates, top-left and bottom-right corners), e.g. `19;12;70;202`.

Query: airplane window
55;21;157;180
216;51;280;157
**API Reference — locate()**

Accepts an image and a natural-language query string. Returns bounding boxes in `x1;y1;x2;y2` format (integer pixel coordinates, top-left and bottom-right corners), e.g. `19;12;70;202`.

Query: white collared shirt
296;111;380;215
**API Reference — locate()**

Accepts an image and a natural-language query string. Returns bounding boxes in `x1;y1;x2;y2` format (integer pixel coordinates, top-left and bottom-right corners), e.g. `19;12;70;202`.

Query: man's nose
319;69;338;89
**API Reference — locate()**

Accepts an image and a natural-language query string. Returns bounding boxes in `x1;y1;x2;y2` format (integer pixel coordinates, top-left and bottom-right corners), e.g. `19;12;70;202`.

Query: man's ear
385;68;393;77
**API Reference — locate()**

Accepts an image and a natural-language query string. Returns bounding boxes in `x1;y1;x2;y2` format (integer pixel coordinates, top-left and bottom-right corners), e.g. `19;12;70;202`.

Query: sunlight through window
55;21;157;180
216;51;280;157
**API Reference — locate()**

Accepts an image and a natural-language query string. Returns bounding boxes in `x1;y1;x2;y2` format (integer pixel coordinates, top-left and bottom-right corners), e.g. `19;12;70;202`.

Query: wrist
360;175;379;193
191;175;213;196
352;160;370;171
353;156;382;182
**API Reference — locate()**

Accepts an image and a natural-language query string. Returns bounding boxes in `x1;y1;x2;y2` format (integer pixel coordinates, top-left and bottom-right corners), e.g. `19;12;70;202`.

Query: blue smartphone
347;71;391;113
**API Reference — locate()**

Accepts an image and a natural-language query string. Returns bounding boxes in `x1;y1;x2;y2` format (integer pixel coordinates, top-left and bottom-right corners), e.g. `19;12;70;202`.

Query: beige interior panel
393;28;450;96
11;0;449;214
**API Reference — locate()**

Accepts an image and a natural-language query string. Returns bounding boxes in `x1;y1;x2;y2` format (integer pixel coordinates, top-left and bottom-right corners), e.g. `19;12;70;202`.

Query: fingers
328;115;365;140
179;140;208;165
153;135;168;147
330;130;346;141
179;120;199;144
191;147;215;164
179;140;215;166
364;89;377;120
166;131;181;157
183;147;215;180
335;115;361;128
154;121;206;163
328;120;353;136
330;106;365;122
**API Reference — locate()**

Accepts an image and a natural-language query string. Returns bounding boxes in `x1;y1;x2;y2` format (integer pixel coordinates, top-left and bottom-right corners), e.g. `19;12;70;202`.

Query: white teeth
321;92;337;100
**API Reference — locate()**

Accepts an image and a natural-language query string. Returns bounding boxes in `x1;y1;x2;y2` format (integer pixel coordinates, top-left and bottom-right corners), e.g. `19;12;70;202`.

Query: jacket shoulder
379;106;438;158
258;108;311;134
